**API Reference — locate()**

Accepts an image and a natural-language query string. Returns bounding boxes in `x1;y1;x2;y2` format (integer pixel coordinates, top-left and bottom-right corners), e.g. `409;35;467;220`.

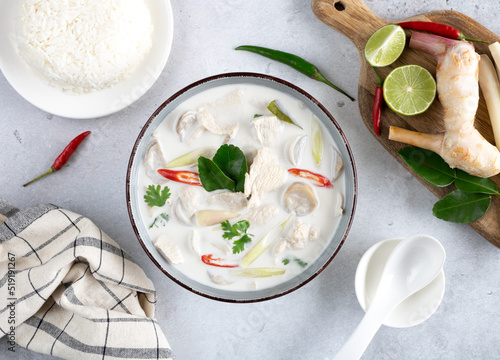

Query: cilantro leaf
144;185;171;207
233;234;252;254
221;220;239;239
294;258;308;268
282;257;308;268
149;213;169;229
221;220;254;254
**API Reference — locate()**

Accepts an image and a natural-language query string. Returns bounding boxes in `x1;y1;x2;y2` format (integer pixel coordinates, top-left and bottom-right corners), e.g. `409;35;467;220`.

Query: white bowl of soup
126;73;357;302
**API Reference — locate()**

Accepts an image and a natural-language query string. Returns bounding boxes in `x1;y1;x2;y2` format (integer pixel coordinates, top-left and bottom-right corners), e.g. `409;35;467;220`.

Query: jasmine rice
16;0;153;93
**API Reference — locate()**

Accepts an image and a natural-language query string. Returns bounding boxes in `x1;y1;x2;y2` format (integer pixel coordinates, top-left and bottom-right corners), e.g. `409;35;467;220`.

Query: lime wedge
364;24;406;67
383;65;436;116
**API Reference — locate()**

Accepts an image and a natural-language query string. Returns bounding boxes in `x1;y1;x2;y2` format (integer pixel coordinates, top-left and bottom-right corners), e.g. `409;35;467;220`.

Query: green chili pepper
235;45;355;102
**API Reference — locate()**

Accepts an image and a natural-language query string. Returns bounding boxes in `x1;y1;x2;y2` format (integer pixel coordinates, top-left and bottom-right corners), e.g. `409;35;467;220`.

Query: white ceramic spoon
333;234;446;360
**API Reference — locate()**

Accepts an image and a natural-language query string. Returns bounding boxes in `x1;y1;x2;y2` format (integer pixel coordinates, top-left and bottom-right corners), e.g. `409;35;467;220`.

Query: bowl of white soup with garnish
126;73;357;302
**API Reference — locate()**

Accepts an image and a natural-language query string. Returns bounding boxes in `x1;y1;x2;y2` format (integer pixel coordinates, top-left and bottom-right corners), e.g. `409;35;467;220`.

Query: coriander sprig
144;185;171;207
221;220;254;254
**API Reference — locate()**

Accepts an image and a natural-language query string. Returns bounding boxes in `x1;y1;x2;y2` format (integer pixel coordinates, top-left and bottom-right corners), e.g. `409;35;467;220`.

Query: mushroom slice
335;193;344;217
154;234;184;264
286;135;307;167
180;186;201;216
331;146;344;180
207;271;233;285
243;204;279;226
190;229;201;256
283;182;318;216
211;240;232;255
244;147;288;208
195;210;239;227
144;137;168;183
173;199;194;226
207;192;248;211
251;115;284;146
176;110;198;142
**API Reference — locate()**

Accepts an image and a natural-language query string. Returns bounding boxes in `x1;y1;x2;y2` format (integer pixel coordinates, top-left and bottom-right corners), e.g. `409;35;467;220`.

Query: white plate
355;237;445;328
0;0;173;119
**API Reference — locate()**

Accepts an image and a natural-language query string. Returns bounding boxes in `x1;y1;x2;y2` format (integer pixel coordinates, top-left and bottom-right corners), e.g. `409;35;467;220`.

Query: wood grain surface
311;0;500;248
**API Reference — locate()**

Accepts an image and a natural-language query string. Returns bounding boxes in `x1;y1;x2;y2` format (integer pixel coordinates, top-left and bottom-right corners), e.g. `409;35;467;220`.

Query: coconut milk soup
137;83;345;291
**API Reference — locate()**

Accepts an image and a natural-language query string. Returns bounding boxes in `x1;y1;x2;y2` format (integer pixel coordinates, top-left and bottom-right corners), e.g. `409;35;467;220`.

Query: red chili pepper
372;66;383;136
201;254;238;268
288;168;333;188
157;169;203;186
397;21;488;43
23;131;91;187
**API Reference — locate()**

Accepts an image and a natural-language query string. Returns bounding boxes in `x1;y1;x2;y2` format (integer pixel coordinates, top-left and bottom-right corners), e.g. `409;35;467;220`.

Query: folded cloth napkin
0;199;174;360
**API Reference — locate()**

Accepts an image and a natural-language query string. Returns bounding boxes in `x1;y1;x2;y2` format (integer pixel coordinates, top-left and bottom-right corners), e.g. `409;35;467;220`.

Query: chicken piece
207;192;248;211
196;89;243;140
334;193;344;217
244;204;279;225
143;136;167;183
389;32;500;178
197;110;239;139
154;234;184;264
173;199;194;226
273;237;289;259
287;220;320;250
251;115;284;146
244;147;288;208
180;186;201;216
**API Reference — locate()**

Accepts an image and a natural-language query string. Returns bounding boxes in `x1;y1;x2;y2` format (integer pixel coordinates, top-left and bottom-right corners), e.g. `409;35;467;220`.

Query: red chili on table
288;168;333;188
157;169;202;186
23;131;91;187
372;66;383;136
201;254;238;268
397;21;488;43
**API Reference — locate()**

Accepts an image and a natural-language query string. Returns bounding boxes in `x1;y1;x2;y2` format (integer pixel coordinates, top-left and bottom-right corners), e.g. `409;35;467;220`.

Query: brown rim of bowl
126;72;358;303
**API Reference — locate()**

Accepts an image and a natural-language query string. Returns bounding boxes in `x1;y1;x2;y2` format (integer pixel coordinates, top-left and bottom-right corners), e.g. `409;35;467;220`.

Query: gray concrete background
1;0;499;359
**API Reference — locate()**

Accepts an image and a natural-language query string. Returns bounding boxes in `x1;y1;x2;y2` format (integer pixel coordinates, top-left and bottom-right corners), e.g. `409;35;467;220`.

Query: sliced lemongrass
286;135;307;167
241;214;293;268
165;147;216;168
196;210;239;227
311;117;323;165
331;146;344;180
230;267;286;277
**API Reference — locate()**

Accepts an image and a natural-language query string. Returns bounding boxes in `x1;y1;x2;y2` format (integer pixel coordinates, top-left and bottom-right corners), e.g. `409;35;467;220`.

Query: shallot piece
389;32;500;178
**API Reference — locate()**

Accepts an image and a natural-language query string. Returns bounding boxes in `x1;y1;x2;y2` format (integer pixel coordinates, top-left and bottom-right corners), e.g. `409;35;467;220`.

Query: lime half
364;24;406;67
383;65;436;116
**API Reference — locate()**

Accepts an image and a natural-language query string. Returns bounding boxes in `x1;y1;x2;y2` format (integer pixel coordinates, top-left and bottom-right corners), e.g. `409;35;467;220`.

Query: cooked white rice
16;0;153;93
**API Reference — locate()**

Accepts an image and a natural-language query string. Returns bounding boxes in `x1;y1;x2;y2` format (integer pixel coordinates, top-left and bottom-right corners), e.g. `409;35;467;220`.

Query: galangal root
389;32;500;178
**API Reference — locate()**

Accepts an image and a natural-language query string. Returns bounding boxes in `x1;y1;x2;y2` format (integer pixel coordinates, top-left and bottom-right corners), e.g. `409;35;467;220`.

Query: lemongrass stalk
230;268;285;278
488;42;500;81
478;54;500;151
240;214;292;268
165;147;216;168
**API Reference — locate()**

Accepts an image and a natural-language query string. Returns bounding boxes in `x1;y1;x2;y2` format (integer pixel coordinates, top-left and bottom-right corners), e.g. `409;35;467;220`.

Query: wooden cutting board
312;0;500;248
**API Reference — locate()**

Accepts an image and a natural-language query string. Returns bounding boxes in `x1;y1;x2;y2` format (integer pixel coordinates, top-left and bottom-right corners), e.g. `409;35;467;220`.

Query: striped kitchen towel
0;199;174;359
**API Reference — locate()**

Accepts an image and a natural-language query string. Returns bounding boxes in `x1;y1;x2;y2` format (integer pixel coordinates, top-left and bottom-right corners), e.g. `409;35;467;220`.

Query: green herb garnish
198;144;248;193
253;114;263;118
398;146;499;223
149;213;170;228
282;257;308;268
144;185;171;207
221;220;254;254
268;100;302;129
